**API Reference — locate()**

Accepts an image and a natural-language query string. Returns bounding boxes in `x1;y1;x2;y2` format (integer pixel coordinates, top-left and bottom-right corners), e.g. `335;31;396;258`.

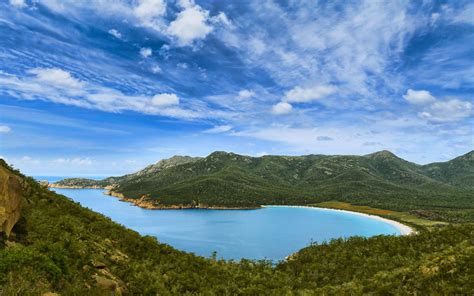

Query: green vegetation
55;150;474;222
1;160;473;294
313;201;447;230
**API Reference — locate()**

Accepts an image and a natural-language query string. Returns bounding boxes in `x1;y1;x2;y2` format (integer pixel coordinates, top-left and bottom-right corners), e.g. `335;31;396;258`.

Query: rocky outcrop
105;189;258;210
0;166;23;237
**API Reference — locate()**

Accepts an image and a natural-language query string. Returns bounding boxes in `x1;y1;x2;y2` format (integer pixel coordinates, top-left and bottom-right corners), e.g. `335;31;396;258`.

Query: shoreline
49;185;413;234
262;205;414;235
48;185;259;210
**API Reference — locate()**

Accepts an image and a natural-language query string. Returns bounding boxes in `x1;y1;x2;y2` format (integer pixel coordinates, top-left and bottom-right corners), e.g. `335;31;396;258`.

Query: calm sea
51;188;400;262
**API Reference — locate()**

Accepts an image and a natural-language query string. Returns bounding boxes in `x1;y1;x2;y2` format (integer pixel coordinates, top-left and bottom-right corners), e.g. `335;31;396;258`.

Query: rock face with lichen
0;162;23;237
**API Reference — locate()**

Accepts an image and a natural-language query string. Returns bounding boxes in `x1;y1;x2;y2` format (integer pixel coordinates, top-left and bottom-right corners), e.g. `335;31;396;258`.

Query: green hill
1;159;473;294
421;151;474;188
54;150;474;221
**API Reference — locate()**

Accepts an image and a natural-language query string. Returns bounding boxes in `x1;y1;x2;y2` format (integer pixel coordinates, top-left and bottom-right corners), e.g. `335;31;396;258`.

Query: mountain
53;150;474;217
421;151;474;188
1;158;473;294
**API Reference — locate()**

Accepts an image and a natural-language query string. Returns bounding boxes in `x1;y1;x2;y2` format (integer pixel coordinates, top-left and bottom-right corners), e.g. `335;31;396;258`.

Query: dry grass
312;201;448;229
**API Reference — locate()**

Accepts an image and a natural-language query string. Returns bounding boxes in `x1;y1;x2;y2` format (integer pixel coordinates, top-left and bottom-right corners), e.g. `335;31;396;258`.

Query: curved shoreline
262;205;414;235
49;186;414;235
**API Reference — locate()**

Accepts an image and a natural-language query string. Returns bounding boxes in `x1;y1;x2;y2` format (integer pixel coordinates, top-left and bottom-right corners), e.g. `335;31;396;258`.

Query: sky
0;0;472;176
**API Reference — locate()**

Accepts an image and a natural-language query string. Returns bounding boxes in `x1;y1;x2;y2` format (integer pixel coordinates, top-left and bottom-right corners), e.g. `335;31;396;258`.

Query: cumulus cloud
167;1;213;46
151;93;180;106
272;102;292;115
403;89;436;105
203;125;232;134
419;99;472;123
140;47;152;58
28;68;84;89
9;0;26;8
403;89;472;123
237;89;255;100
108;29;122;39
284;85;336;103
0;125;11;133
133;0;167;30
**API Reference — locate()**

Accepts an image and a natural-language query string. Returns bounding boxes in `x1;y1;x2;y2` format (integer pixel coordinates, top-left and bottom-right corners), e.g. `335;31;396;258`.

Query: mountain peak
208;151;238;158
365;150;398;159
137;155;200;176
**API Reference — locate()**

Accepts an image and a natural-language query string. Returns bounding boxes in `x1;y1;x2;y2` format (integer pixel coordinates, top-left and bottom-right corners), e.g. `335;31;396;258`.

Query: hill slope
1;159;473;294
53;151;474;215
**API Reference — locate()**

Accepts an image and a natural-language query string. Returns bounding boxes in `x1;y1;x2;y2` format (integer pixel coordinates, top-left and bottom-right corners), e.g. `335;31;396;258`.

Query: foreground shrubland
1;160;473;295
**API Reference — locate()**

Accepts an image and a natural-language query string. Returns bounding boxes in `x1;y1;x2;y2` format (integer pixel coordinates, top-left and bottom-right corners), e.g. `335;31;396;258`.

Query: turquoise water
52;188;400;261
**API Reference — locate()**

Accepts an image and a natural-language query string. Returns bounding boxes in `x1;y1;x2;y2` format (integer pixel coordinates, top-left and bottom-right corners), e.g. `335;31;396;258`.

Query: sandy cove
262;205;414;235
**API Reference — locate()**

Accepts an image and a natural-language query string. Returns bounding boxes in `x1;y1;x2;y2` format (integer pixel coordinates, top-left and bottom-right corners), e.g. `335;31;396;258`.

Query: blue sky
0;0;472;176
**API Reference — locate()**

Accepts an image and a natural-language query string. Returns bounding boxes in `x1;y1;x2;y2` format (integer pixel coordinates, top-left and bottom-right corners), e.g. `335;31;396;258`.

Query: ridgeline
52;150;474;223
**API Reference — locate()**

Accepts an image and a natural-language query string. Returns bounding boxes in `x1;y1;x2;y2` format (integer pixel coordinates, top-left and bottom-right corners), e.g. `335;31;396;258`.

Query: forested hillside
1;160;473;294
53;150;474;221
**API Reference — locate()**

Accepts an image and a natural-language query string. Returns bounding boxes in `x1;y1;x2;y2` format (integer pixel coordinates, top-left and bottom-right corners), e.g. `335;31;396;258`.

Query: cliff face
0;164;23;236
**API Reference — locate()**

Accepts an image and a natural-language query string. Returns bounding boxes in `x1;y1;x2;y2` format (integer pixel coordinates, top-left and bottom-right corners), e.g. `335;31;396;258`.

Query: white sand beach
262;205;414;235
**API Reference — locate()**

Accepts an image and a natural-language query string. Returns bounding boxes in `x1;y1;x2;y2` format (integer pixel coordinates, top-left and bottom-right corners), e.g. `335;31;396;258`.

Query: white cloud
211;12;231;27
28;68;84;89
450;3;474;25
140;47;152;58
232;125;411;157
53;157;93;166
151;93;180;106
403;89;436;105
167;2;213;46
403;89;471;123
133;0;167;30
430;13;441;25
0;125;11;133
223;1;423;101
0;69;201;119
53;157;94;166
238;89;255;100
284;85;336;103
108;29;122;39
203;125;232;134
151;65;162;74
419;99;472;123
272;102;292;115
248;38;266;55
9;0;26;8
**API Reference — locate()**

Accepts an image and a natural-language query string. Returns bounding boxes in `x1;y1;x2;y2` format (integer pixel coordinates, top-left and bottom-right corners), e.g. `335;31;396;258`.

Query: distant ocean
33;176;106;183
